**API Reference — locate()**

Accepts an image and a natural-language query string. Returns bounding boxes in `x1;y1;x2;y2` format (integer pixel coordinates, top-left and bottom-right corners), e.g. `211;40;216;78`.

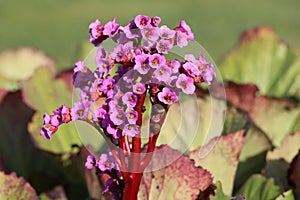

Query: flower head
103;18;121;37
71;101;91;121
98;153;115;171
159;25;175;39
132;82;146;94
176;74;195;94
169;59;181;73
134;15;151;29
122;92;137;108
176;20;194;41
126;110;138;124
141;27;159;41
89;19;108;46
40;125;58;140
151;16;161;27
110;109;125;126
157;87;178;105
123;124;139;137
149;54;166;68
156;39;173;54
134;54;150;74
153;65;172;83
85;155;97;170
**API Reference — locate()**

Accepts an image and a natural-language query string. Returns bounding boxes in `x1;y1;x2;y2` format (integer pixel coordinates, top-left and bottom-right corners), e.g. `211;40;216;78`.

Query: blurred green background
1;0;300;71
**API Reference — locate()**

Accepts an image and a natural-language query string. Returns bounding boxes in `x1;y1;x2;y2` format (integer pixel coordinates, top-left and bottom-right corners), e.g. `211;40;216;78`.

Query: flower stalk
40;14;216;200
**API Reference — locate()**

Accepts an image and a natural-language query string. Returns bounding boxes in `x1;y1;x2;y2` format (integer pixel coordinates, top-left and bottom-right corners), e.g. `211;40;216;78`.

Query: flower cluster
41;14;215;141
85;154;115;171
40;105;71;139
40;14;216;200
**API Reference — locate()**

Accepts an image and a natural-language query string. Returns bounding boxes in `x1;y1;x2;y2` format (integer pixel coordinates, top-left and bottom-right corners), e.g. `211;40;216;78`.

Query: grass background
1;0;300;71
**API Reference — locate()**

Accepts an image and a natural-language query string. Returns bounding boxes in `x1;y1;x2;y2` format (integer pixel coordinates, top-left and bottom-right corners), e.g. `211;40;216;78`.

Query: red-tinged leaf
219;27;300;100
21;67;82;154
0;89;8;105
0;91;89;197
249;97;300;147
212;81;300;147
267;131;300;163
234;125;272;191
288;150;300;198
0;172;39;199
264;132;300;191
212;81;258;112
0;47;55;91
189;130;245;195
138;145;214;200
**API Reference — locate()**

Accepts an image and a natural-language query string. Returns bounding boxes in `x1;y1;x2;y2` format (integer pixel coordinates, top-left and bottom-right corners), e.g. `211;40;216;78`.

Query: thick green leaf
138;145;213;200
267;131;300;163
21;67;82;153
189;130;245;195
0;172;39;199
264;133;300;192
249;97;300;147
275;190;295;200
237;174;281;200
0;47;55;91
211;181;245;200
210;181;231;200
156;95;226;153
0;91;67;192
263;159;290;193
234;125;272;192
219;27;300;100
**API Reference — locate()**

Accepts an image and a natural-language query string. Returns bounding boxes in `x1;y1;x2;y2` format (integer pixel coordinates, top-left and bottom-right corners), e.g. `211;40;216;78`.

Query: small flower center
117;113;123;119
105;160;112;168
159;68;165;75
128;124;133;130
77;109;84;116
164;95;171;102
141;18;147;26
152;58;159;65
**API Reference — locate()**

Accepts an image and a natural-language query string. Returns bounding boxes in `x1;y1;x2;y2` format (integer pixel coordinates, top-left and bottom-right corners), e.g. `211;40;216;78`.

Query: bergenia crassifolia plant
40;15;216;200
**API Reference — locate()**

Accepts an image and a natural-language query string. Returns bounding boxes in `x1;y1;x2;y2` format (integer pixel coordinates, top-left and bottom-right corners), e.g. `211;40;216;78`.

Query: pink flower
176;74;195;94
141;27;159;41
85;155;97;170
134;54;150;74
133;82;146;94
159;25;175;39
97;154;115;171
103;18;121;37
149;54;166;68
122;92;138;108
151;16;161;27
153;65;172;83
157;87;178;105
134;15;151;29
156;39;173;54
126;110;138;124
89;19;108;46
123;124;139;137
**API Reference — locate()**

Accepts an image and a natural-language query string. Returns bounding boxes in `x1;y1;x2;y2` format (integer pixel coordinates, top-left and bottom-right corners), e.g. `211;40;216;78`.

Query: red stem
123;93;146;200
131;93;146;172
